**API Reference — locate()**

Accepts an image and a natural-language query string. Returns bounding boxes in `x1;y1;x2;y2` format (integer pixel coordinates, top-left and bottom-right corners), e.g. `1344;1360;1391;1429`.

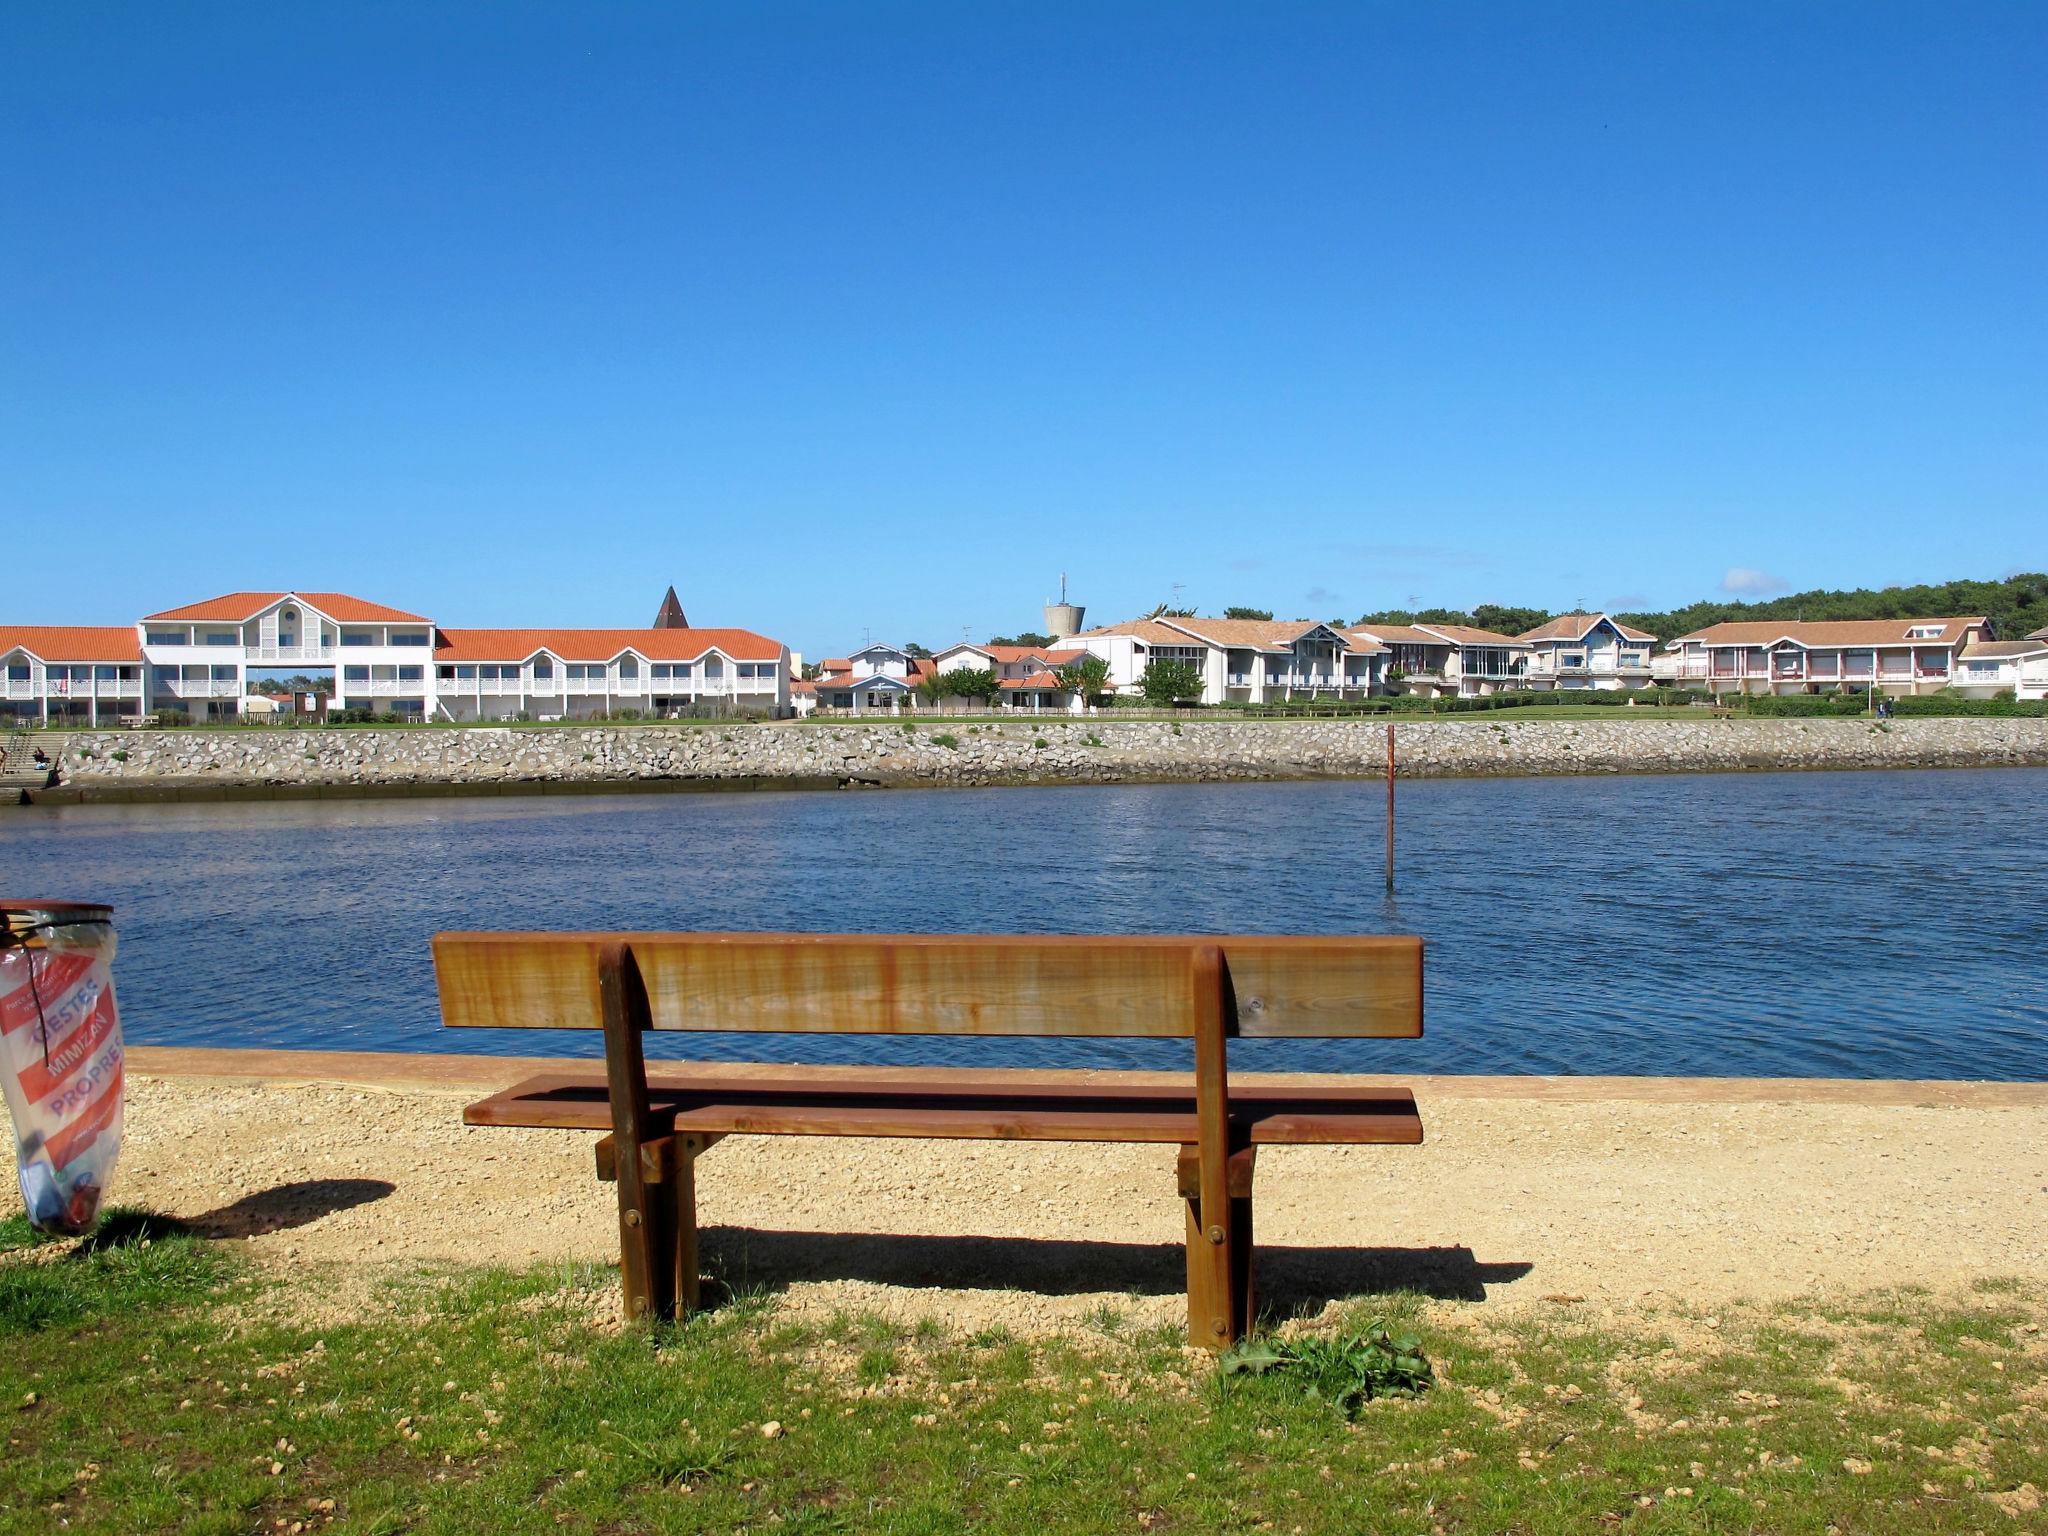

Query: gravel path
108;1051;2048;1336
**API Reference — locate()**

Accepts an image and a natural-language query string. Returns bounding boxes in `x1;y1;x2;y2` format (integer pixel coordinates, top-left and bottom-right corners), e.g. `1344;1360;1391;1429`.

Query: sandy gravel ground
97;1051;2048;1335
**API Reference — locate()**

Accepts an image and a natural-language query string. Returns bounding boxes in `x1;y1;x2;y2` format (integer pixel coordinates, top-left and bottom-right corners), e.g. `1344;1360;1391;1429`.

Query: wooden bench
434;931;1424;1348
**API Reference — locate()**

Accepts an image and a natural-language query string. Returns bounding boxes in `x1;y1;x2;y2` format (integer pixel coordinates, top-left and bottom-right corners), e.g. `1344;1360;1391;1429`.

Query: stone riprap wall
27;716;2048;801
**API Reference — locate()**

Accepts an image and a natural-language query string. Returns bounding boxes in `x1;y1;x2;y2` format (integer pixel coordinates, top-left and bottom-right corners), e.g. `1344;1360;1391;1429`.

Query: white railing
159;679;243;699
248;644;337;662
339;679;426;697
2;680;37;699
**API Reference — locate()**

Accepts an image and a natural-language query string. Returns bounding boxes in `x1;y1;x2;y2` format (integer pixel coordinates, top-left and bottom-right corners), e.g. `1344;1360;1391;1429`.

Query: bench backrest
431;931;1423;1041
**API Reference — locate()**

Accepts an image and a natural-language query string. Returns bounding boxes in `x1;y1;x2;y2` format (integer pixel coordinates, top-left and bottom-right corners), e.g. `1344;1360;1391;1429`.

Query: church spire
652;585;688;629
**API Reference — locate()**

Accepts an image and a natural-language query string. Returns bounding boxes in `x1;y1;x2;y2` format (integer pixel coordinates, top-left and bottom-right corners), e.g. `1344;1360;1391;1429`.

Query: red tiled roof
0;626;143;663
999;669;1070;690
143;591;432;623
433;628;785;663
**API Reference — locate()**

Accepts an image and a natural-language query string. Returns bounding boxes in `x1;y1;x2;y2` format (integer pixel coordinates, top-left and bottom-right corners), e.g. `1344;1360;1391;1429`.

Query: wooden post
598;941;671;1321
1186;943;1242;1348
1385;721;1396;893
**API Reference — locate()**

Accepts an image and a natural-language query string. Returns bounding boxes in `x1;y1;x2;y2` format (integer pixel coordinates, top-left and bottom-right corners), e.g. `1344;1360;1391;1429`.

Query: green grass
1;1221;2043;1534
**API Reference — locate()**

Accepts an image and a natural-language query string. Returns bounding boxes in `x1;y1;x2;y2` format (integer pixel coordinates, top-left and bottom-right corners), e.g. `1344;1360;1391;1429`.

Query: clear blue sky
5;3;2042;655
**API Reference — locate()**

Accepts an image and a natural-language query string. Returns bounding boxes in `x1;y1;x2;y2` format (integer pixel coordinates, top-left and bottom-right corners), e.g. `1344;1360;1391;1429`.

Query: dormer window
1906;625;1945;640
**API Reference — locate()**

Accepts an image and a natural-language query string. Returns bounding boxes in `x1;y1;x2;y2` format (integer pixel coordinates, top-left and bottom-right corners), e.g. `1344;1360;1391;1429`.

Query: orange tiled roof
999;669;1070;690
0;626;143;663
433;628;784;663
1673;617;1989;648
1518;613;1658;644
143;591;432;623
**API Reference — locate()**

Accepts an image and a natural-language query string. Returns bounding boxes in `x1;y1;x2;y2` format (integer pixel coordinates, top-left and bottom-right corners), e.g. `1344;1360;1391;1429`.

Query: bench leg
1178;1144;1256;1349
608;1133;709;1322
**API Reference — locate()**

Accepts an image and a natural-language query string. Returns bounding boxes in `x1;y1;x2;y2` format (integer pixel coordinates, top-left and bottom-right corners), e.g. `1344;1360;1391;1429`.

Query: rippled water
2;769;2042;1078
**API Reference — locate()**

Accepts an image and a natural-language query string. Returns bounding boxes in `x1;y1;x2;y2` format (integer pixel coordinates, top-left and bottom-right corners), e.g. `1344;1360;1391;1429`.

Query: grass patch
1;1224;2042;1534
0;1209;226;1336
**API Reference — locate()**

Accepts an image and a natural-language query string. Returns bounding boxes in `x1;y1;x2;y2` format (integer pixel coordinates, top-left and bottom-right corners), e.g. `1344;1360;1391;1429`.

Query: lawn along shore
23;714;2048;803
4;1053;2045;1534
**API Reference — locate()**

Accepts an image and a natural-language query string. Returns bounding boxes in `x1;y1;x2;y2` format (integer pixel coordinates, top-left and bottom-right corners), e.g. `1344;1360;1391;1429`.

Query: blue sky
5;3;2042;656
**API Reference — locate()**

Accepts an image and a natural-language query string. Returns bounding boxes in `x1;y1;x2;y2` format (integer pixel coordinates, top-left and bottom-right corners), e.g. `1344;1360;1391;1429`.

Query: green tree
914;670;947;707
1470;605;1551;636
1054;653;1111;704
1141;658;1204;707
903;641;932;658
988;632;1054;648
1223;606;1274;621
942;666;1001;702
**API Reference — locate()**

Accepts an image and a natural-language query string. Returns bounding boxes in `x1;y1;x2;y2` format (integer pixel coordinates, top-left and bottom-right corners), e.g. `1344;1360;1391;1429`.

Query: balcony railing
248;644;338;662
157;679;243;698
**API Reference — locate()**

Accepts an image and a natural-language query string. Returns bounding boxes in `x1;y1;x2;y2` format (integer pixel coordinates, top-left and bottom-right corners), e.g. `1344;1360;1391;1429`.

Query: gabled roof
935;642;1086;667
433;628;784;663
143;591;432;623
1163;617;1375;653
1353;622;1524;649
0;626;143;663
999;669;1072;690
1960;639;2048;659
2031;626;2048;642
1672;617;1988;648
1517;613;1658;644
814;670;912;692
1071;619;1202;645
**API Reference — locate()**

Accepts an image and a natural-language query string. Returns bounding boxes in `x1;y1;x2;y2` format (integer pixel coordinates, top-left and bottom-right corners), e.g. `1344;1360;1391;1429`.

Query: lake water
2;769;2042;1079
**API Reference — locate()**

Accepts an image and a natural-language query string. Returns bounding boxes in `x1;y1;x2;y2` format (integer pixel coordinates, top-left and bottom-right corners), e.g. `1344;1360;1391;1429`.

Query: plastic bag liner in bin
0;901;124;1234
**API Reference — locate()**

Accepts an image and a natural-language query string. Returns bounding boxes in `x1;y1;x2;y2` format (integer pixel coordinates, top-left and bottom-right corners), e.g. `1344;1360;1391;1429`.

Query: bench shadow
699;1226;1532;1310
189;1179;397;1238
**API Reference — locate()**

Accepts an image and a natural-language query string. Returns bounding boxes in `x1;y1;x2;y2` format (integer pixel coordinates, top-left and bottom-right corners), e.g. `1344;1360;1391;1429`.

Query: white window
1907;625;1945;639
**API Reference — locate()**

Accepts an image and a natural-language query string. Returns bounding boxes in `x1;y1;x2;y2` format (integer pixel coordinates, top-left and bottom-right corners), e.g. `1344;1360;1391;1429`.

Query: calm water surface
1;770;2042;1079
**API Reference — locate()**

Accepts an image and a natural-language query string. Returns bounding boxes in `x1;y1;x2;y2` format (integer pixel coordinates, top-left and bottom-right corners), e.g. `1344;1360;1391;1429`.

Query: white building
1662;616;1995;698
2;590;791;725
0;627;147;727
1513;614;1659;691
1953;629;2048;700
1347;623;1527;697
1061;618;1382;704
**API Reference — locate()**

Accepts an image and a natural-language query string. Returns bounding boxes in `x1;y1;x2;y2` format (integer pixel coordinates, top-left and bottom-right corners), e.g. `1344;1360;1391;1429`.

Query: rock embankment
26;716;2048;801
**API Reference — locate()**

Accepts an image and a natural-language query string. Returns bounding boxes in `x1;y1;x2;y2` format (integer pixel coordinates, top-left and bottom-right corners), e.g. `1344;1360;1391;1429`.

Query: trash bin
0;901;125;1235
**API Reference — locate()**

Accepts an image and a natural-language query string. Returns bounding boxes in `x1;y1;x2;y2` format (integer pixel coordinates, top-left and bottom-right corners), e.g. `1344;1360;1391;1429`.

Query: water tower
1043;572;1085;640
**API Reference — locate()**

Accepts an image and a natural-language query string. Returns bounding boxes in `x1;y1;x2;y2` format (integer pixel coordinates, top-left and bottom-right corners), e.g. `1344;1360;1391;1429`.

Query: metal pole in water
1384;721;1395;893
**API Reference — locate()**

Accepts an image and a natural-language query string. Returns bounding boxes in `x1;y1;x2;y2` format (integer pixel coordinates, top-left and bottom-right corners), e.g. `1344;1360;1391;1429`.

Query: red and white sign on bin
0;901;125;1234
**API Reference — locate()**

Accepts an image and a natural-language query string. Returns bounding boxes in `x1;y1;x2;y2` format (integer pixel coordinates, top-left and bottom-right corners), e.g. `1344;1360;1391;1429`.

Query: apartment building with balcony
1061;617;1383;704
1349;622;1528;697
1662;617;1993;697
0;628;147;726
3;590;791;723
1514;614;1658;690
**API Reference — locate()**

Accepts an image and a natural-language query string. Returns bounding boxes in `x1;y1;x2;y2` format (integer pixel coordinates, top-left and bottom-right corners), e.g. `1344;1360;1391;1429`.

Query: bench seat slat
463;1069;1424;1147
